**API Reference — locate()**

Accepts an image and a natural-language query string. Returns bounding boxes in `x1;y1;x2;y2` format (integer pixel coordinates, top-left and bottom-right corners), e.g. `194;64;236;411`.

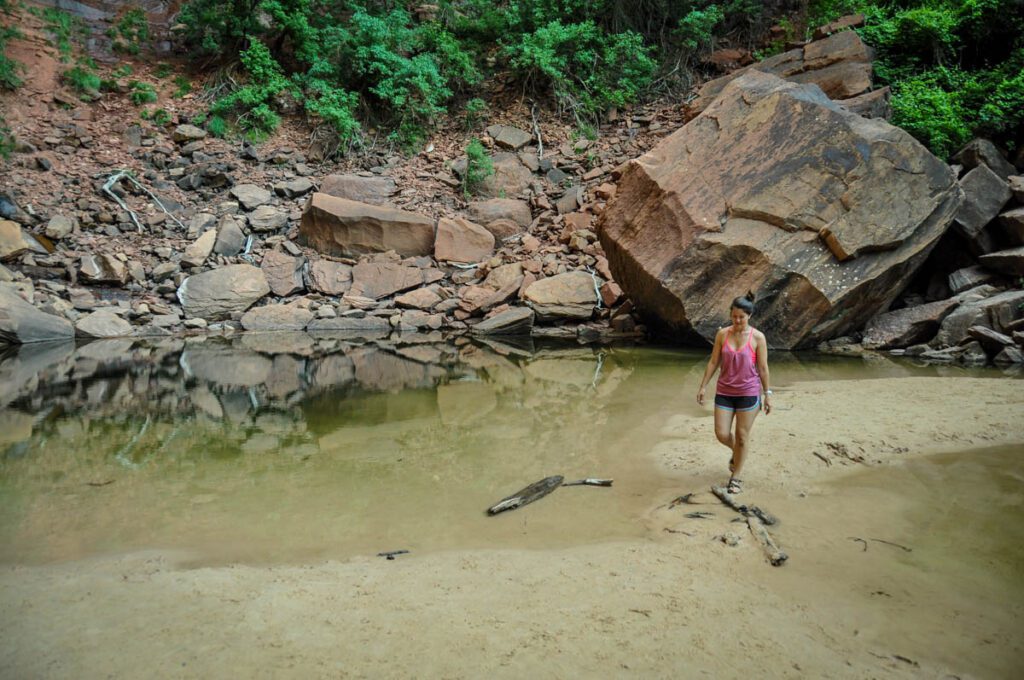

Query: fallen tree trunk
710;486;777;525
487;475;564;515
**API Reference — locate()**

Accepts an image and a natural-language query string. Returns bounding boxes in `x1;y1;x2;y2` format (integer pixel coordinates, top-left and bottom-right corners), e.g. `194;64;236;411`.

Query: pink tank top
716;328;762;397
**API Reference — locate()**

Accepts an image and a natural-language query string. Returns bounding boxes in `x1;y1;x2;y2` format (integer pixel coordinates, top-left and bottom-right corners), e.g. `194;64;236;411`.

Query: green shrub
0;24;22;90
37;7;85;62
464;97;488;129
63;63;101;95
108;8;149;55
143;107;172;126
206;114;228;137
210;40;293;137
113;64;133;78
890;70;971;158
673;4;725;64
505;19;655;121
154;63;173;78
463;138;493;196
172;75;192;98
129;80;158;105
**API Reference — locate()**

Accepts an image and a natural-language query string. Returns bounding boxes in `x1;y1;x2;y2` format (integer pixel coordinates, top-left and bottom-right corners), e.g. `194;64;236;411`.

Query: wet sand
2;376;1023;678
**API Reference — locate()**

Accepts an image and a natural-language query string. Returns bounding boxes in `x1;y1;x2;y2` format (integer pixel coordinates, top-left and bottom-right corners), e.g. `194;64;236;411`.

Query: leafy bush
0;24;22;90
463;138;493;196
674;4;725;64
464;97;488;129
63;63;101;95
172;75;192;98
129;80;158;105
36;7;85;62
505;19;655;120
154;63;173;78
108;8;150;55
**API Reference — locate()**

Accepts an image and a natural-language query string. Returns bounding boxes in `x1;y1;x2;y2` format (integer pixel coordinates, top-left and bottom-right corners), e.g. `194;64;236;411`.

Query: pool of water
0;333;1019;567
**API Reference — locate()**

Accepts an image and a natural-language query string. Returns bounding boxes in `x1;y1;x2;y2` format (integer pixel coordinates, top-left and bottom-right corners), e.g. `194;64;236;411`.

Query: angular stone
997;207;1024;246
468;199;532;229
247;205;289;232
486;124;534;151
240;304;314;331
151;262;178;282
394;287;442;310
479;152;533;199
953;139;1016;180
1009;176;1024;204
434;217;495;263
319;174;397;206
861;298;960;349
0;220;46;261
687;31;873;118
306;316;391;335
261;250;306;297
935;288;1024;346
599;71;962;349
177;264;270;320
349;262;444;300
967;325;1014;355
80;254;127;285
993;346;1024;364
812;13;865;40
308;259;352;296
214;215;246;256
230;184;272;211
183;229;216;268
837;87;891;120
75;310;133;338
555;187;582;215
483;262;524;290
299;193;435;258
955;165;1012;238
0;283;74;344
948;265;999;294
273;177;314;199
45;214;76;240
172;124;207;143
470;307;535;335
523;270;599;321
979;246;1024;275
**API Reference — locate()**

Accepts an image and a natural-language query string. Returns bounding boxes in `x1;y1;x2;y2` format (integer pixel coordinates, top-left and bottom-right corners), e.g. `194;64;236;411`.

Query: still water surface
0;333;1019;566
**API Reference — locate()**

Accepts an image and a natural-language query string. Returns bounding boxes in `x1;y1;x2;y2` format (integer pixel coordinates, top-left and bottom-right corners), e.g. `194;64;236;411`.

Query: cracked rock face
598;71;962;349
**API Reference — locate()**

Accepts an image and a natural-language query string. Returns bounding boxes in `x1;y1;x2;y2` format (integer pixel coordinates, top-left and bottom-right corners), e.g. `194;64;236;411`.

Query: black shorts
714;394;760;412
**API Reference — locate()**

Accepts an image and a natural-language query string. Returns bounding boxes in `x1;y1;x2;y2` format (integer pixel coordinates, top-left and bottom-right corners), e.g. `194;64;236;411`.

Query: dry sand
2;376;1023;679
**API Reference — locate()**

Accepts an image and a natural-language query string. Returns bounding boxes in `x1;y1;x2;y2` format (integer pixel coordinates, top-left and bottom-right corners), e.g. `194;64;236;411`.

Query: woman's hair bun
746;289;756;303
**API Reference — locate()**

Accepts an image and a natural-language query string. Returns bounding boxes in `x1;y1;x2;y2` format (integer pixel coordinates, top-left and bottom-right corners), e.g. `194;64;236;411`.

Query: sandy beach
2;375;1023;679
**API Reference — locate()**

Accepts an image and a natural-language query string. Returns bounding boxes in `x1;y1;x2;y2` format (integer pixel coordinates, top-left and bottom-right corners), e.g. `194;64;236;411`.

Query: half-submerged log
487;475;564;515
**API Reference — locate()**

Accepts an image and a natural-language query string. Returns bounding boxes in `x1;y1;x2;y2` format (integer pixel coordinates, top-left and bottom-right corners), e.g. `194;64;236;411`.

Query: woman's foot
727;477;743;495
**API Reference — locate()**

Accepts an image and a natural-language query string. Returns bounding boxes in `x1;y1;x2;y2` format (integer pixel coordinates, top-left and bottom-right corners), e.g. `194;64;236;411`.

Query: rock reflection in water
0;333;651;565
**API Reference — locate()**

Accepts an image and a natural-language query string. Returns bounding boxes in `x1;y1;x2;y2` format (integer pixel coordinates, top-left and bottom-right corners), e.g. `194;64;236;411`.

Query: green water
0;335;1019;566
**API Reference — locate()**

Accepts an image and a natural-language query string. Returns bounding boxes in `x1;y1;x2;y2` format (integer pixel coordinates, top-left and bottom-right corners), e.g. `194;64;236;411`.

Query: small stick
86;480;115;487
849;537;868;552
377;550;409;560
685;511;714;519
812;451;832;466
870;538;912;553
562;478;613;487
668;493;694;508
748;515;788;566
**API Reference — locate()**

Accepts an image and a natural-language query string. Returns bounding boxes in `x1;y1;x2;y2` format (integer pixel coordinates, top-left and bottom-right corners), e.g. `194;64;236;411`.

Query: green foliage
210;39;292;136
128;80;158;105
154;63;173;78
463;97;488;129
505;19;655;121
113;64;133;78
108;8;150;55
674;4;724;62
37;7;86;62
206;114;228;137
63;63;101;95
0;120;13;159
141;107;171;126
0;23;23;90
462;138;493;196
172;75;192;98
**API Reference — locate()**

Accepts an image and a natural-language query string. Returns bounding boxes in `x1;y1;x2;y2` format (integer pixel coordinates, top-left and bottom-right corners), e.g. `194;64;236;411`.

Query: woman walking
696;296;772;494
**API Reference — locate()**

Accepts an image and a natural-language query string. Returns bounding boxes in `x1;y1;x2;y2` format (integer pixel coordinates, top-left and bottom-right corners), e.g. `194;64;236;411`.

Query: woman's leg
714;407;735;449
730;405;760;478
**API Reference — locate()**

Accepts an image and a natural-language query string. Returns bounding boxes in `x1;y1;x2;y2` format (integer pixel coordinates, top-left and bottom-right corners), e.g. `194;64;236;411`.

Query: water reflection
0;334;1017;566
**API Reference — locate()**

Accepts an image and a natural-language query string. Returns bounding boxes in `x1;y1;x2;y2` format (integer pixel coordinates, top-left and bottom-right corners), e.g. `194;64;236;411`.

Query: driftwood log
747;516;788;566
562;478;613;487
487;475;564;515
710;486;787;567
710;486;777;525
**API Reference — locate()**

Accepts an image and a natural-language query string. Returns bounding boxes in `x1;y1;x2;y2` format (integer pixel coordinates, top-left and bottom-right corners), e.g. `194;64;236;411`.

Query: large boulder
598;71;962;349
954;165;1011;239
0;220;46;261
0;283;74;344
686;30;873;119
240;304;314;331
261;250;306;296
861;298;961;349
934;287;1024;346
348;262;444;300
979;246;1024;275
953;139;1016;180
75;310;133;338
177;264;270;320
478;153;533;199
299;193;435;258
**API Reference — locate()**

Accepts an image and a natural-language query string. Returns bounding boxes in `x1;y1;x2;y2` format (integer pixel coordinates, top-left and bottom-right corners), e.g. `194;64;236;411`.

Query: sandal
727;477;743;495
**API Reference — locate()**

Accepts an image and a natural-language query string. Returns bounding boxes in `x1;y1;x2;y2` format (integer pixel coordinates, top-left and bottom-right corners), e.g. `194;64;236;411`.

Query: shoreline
1;375;1022;679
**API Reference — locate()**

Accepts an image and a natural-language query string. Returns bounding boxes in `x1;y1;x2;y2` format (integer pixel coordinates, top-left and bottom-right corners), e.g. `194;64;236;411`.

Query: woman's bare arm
755;331;771;414
697;330;724;405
